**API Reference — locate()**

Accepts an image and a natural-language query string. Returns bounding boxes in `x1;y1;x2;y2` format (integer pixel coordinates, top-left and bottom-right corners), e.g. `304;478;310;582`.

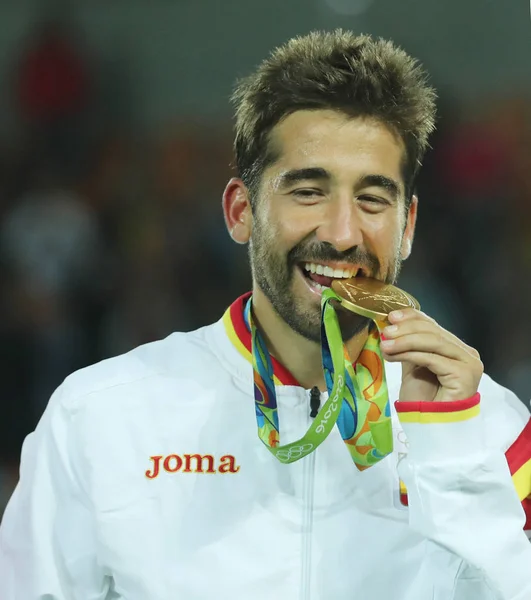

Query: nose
315;195;363;253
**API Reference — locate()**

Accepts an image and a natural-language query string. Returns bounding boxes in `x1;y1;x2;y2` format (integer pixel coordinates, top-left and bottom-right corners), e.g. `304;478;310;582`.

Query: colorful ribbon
246;288;393;470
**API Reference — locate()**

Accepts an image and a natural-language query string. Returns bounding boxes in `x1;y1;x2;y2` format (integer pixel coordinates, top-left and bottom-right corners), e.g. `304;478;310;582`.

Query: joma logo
145;454;240;479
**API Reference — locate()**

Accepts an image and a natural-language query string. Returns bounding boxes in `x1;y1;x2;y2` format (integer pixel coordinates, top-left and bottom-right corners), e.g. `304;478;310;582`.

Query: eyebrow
277;167;330;188
277;168;401;201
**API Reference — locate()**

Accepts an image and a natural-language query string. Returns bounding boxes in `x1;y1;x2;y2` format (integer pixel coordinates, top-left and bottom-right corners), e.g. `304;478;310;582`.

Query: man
1;30;530;600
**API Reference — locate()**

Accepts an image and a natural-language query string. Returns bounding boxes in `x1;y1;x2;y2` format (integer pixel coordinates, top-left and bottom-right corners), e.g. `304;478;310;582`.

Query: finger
381;350;457;372
381;350;482;383
385;310;480;359
388;308;434;325
382;320;472;355
382;319;439;340
380;332;476;363
380;352;483;400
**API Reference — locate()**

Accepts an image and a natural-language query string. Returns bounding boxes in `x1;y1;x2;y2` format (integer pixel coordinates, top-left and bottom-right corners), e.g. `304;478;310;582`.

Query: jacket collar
221;293;299;387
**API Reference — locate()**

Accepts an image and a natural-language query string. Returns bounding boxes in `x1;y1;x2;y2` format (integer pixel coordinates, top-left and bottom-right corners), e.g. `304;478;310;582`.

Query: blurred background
0;0;530;514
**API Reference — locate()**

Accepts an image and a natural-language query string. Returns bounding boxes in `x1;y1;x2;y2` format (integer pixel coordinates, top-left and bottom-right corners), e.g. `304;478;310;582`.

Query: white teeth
303;263;360;278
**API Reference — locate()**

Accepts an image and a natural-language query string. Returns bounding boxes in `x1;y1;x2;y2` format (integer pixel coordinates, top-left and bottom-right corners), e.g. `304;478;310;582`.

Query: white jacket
1;295;530;600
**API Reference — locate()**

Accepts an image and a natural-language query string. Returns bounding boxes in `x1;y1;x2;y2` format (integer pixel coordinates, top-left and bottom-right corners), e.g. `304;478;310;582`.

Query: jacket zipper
300;388;320;600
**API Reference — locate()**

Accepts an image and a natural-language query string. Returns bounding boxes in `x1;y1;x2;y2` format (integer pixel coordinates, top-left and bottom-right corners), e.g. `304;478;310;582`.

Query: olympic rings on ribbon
275;443;314;462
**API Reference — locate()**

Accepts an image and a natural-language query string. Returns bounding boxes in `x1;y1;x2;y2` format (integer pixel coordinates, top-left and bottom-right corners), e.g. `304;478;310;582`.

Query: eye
291;189;324;204
292;189;323;198
358;195;389;211
359;195;386;204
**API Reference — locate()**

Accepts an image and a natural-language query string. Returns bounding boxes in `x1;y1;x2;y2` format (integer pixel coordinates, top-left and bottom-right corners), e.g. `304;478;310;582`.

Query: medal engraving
331;278;420;323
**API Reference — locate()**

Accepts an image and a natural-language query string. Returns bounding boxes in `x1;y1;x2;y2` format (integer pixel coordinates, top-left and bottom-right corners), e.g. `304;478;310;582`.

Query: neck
251;287;369;391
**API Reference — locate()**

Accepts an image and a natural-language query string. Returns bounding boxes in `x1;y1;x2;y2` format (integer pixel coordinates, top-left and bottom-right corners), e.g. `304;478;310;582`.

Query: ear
222;178;253;244
400;194;418;260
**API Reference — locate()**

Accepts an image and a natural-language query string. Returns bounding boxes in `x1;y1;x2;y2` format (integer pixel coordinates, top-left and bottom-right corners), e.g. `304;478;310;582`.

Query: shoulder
58;321;228;412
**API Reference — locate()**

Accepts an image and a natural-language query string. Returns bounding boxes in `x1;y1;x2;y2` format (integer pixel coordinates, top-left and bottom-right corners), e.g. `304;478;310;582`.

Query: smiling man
1;30;531;600
228;109;414;390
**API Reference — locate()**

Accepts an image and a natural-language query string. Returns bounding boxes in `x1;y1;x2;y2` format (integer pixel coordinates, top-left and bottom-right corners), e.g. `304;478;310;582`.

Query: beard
249;217;404;344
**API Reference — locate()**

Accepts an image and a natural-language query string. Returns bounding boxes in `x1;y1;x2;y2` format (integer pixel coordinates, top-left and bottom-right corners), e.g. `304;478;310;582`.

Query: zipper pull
309;386;321;418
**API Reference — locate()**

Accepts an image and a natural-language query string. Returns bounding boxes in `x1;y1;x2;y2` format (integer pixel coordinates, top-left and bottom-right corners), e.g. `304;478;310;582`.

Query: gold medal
330;277;420;324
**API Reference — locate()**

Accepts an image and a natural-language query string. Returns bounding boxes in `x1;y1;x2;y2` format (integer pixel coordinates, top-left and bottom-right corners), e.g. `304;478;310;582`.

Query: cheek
362;217;404;258
267;201;315;249
363;218;394;244
281;220;309;246
253;212;289;261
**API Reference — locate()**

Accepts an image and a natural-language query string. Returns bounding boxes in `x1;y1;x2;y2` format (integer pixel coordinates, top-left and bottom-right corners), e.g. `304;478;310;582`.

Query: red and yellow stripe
222;293;299;386
506;418;531;530
397;409;531;530
395;394;481;424
399;479;409;507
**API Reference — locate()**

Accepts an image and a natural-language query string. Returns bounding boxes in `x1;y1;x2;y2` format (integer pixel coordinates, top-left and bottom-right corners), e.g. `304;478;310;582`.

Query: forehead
266;109;406;184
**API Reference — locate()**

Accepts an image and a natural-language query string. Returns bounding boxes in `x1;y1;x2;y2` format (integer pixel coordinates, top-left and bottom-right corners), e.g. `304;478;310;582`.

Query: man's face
248;109;416;343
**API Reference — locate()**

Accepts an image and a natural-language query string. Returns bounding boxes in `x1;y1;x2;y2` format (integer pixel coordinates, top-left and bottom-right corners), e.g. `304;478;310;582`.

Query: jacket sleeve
505;418;531;534
0;386;109;599
395;393;531;600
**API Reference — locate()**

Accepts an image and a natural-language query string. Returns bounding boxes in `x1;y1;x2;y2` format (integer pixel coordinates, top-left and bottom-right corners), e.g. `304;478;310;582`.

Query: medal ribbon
247;289;393;469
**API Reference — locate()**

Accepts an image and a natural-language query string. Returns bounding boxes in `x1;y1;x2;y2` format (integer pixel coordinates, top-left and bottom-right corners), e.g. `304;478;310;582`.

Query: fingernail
389;311;403;321
383;325;398;335
381;339;395;348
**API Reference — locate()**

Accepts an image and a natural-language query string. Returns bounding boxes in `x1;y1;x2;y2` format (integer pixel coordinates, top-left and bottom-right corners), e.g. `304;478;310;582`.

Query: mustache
288;243;380;275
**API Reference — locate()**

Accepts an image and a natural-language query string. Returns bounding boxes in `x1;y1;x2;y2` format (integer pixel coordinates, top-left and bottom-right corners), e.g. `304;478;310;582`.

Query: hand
380;309;483;402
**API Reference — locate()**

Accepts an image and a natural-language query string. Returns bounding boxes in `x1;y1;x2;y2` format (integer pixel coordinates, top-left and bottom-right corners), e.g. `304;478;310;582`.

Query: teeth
303;263;360;279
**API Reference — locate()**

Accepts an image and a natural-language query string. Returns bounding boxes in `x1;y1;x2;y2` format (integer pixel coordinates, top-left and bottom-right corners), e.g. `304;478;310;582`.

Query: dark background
0;0;530;514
